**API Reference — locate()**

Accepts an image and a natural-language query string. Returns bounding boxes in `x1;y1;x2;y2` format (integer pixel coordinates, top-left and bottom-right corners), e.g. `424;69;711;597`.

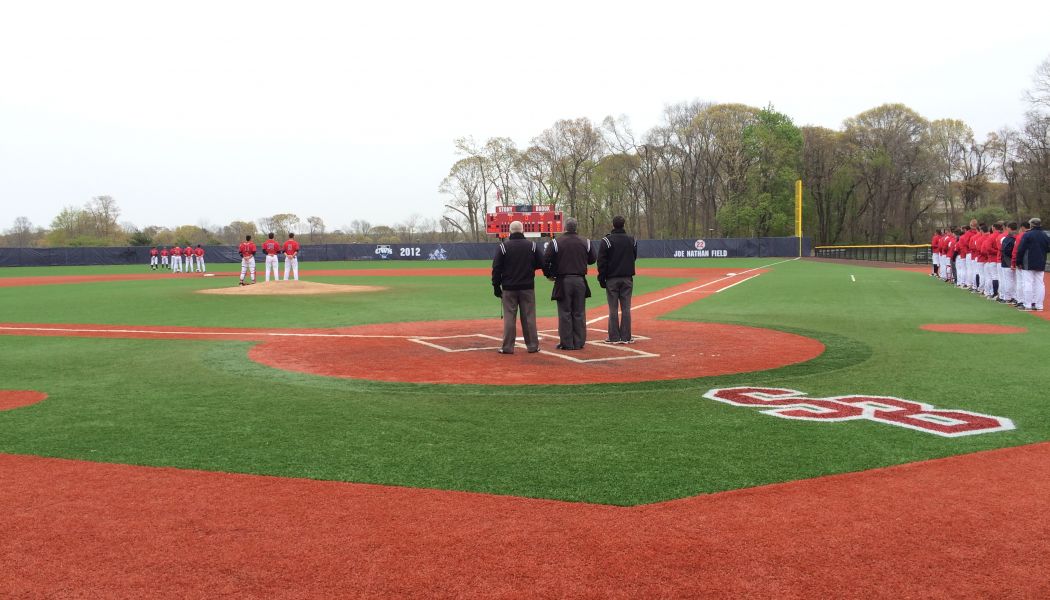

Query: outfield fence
813;244;932;264
0;237;811;267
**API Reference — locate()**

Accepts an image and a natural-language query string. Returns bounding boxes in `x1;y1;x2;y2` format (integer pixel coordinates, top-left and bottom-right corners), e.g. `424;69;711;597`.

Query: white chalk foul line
0;326;412;339
585;257;797;325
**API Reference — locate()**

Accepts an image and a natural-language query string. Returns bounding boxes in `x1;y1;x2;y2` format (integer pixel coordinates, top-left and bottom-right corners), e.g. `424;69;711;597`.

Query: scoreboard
485;204;563;238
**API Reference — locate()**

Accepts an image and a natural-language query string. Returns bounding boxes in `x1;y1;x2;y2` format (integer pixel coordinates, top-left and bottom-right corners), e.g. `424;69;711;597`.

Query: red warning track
921;323;1029;334
0;268;825;384
2;443;1047;597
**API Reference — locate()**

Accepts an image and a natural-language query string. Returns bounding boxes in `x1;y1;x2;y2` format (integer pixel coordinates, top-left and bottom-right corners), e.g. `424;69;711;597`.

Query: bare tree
483;137;520;205
395;214;422;242
454;137;493;219
990;128;1022;217
439;157;485;241
1024;55;1050;113
8;216;34;247
306;216;326;243
959;134;994;212
532;117;604;218
929;119;972;222
516;145;560;205
1014;113;1050;217
86;196;120;239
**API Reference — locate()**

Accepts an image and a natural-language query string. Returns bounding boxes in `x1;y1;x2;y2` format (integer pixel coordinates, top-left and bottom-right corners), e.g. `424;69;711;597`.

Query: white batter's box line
407;333;660;363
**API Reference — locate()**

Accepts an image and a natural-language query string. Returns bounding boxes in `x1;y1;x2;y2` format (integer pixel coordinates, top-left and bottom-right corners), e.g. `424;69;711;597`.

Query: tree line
1;200;460;248
441;56;1050;245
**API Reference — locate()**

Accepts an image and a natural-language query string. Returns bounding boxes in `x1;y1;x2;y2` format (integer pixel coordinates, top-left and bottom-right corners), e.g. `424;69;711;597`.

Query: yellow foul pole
795;179;803;257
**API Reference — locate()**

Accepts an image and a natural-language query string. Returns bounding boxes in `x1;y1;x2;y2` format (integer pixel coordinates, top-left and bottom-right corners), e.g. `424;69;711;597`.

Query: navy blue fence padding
0;237;811;267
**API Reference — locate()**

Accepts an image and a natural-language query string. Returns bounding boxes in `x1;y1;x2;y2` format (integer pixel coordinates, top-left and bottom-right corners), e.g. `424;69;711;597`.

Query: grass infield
0;258;1047;505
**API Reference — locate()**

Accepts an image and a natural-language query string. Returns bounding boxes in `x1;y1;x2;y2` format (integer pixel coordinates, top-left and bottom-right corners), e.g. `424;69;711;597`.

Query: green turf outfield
1;258;1047;505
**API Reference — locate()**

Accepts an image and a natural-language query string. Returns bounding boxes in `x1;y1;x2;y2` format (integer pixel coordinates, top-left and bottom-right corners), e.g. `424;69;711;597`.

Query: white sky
1;0;1048;233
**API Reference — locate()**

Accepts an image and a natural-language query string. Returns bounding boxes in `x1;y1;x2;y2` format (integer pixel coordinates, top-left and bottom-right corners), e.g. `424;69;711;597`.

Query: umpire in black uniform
492;220;543;354
543;217;597;350
597;215;638;343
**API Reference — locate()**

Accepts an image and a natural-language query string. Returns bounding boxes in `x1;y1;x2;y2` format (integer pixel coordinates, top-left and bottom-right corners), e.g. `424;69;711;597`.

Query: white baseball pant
264;255;280;281
284;256;299;281
240;256;256;282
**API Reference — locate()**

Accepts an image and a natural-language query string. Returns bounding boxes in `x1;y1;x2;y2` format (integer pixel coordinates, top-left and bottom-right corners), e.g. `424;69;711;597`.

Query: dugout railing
813;244;932;264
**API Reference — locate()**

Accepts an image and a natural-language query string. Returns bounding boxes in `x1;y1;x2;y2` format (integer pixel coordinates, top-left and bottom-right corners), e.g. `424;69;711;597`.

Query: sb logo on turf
703;387;1014;437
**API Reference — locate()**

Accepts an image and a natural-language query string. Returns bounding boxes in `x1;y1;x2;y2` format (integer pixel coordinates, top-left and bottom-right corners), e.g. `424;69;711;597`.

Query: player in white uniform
261;233;282;282
238;235;257;285
283;232;300;281
171;247;183;273
194;245;206;273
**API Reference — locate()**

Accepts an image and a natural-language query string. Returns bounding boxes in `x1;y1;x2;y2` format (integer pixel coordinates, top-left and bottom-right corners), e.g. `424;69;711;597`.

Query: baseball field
1;257;1048;597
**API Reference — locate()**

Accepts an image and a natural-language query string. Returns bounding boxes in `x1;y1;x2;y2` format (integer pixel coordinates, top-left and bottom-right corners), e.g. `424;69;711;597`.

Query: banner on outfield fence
0;237;811;267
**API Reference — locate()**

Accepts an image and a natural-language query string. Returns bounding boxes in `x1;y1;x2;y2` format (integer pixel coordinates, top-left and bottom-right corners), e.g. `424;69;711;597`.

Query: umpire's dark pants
605;276;633;342
556;275;588;349
501;289;538;353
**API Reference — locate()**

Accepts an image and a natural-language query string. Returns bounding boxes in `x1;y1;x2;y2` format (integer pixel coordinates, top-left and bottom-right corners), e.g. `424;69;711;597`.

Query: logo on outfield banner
375;245;392;259
703;387;1014;437
675;239;727;258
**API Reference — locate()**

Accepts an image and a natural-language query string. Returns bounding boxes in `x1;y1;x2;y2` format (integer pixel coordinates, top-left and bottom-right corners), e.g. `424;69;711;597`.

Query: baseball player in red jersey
930;230;939;277
969;225;982;288
160;246;170;269
970;226;986;296
184;245;194;274
149;247;159;270
238;235;257;285
195;245;206;273
940;230;953;281
946;229;959;283
283;232;300;281
171;245;183;273
962;219;979;289
261;233;282;282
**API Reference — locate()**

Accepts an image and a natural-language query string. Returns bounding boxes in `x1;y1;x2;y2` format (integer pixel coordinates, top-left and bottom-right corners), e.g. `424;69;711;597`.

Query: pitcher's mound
199;281;386;296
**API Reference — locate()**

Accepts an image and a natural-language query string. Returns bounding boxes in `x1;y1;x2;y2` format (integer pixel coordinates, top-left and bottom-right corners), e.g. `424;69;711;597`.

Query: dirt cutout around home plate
197;280;386;296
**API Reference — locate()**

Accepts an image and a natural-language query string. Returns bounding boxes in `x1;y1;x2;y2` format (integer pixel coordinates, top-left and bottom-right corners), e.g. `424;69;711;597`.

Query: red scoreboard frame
485;204;563;238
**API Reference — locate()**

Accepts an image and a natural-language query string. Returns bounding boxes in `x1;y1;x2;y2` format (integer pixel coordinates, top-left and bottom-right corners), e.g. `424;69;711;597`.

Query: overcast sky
2;0;1048;233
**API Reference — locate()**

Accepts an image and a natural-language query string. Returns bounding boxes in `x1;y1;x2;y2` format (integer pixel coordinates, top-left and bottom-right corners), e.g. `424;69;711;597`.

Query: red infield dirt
0;268;826;384
1;443;1048;598
920;323;1030;334
0;390;47;411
